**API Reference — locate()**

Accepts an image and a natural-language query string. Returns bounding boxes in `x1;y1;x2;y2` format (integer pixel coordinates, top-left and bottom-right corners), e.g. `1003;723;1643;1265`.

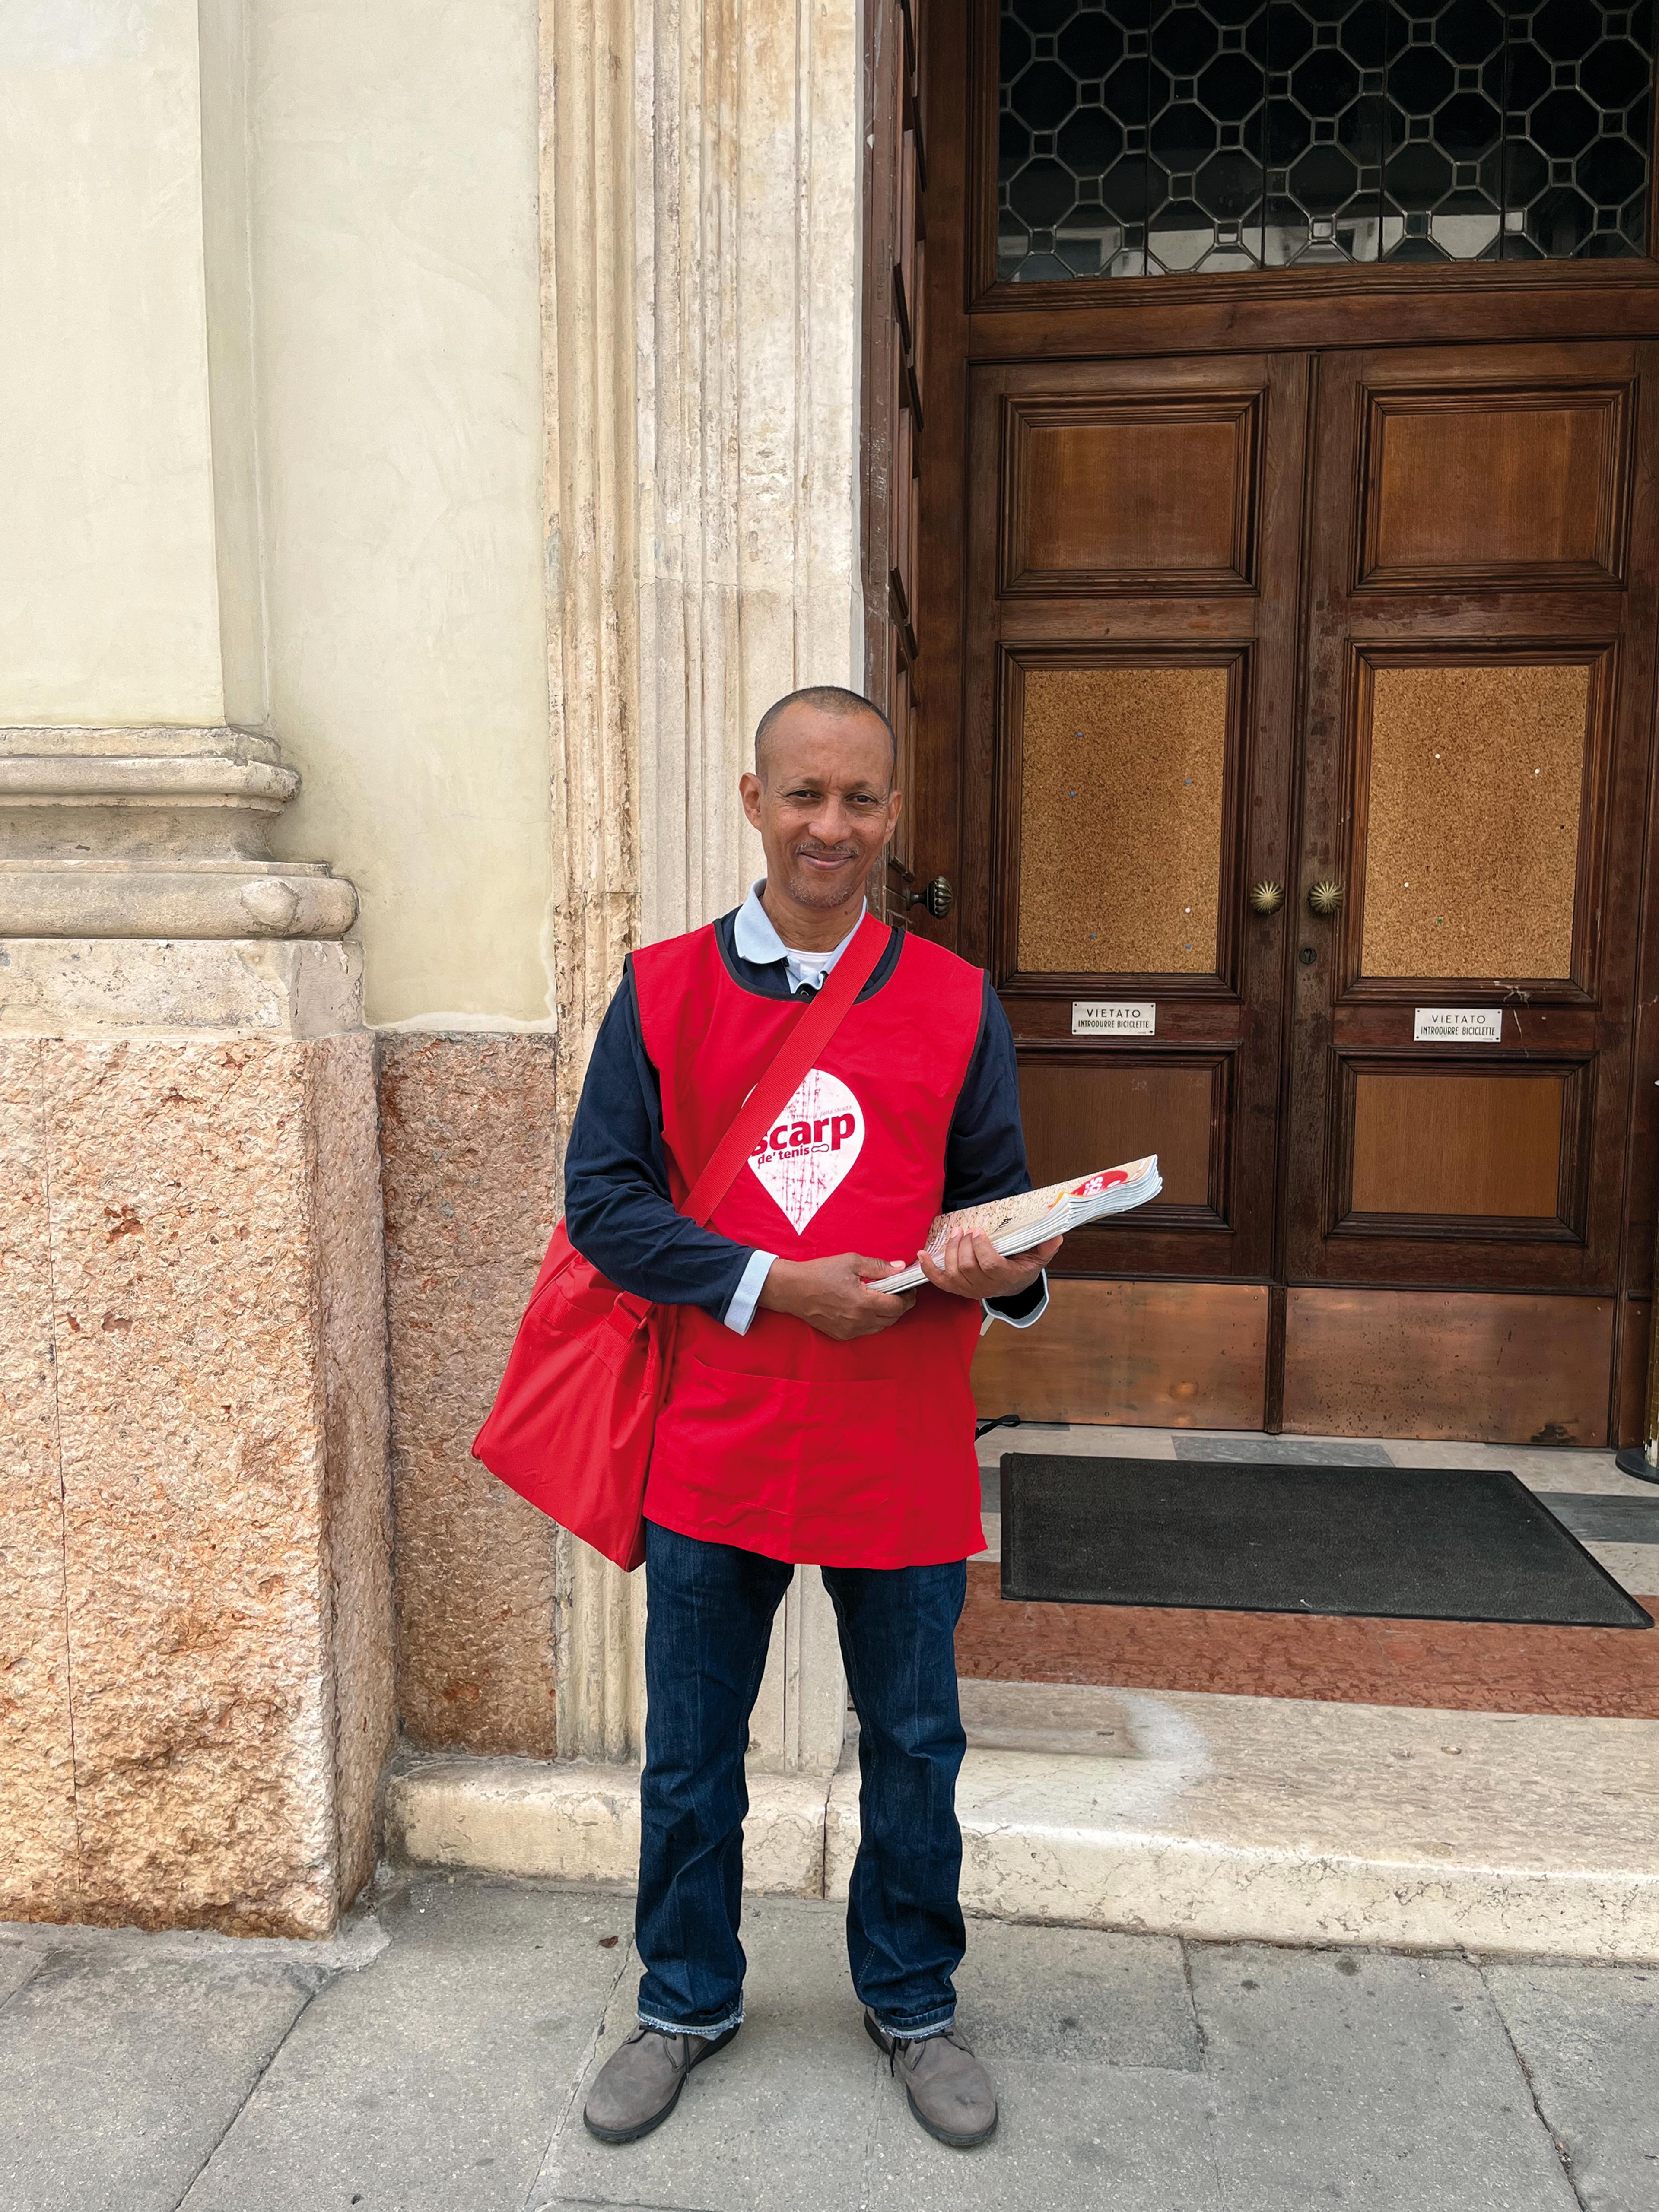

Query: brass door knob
1308;878;1344;917
907;875;954;920
1249;881;1284;915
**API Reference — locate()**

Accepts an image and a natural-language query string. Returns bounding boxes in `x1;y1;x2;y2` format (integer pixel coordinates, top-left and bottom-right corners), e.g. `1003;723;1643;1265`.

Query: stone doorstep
385;1681;1659;1964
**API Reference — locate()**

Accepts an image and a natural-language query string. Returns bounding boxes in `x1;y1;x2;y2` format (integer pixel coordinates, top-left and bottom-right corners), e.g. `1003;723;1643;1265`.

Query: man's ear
739;770;764;831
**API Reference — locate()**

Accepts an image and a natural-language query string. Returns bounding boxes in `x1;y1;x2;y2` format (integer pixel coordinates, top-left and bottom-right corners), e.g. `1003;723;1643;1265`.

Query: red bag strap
680;908;893;1228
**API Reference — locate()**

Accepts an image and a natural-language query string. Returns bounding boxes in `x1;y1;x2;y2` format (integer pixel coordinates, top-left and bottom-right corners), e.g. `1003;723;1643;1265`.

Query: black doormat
997;1455;1653;1628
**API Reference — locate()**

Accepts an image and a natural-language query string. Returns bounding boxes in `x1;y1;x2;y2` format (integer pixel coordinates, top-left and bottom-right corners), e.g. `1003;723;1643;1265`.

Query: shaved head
754;686;896;785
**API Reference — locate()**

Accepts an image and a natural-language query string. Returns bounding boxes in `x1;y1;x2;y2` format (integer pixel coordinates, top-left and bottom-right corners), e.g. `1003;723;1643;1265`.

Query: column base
0;1027;391;1935
0;938;363;1037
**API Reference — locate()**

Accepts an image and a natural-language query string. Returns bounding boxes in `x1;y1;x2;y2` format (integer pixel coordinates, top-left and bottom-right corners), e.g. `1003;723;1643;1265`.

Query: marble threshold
387;1676;1659;1963
387;1431;1659;1960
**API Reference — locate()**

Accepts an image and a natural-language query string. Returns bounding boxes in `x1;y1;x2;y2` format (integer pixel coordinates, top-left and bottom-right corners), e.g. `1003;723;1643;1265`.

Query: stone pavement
3;1876;1657;2212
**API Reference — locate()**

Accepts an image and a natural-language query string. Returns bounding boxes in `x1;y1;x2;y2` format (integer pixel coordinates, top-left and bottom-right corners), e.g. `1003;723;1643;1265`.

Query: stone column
541;0;865;1771
0;4;393;1933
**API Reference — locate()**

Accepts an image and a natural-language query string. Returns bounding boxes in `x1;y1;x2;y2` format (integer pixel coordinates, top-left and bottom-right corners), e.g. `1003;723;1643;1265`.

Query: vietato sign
1072;1001;1156;1036
1413;1007;1504;1042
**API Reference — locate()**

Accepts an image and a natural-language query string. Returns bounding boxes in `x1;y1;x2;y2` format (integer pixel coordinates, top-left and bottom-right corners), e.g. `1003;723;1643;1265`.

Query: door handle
906;875;954;920
1307;878;1344;916
1249;880;1284;914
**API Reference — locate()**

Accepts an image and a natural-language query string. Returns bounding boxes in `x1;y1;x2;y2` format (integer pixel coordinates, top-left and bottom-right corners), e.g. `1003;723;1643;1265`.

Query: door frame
864;0;1659;1442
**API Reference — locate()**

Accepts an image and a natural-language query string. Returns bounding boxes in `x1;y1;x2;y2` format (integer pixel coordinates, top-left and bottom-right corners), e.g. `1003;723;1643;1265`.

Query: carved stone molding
0;726;357;941
540;0;863;1770
0;725;363;1035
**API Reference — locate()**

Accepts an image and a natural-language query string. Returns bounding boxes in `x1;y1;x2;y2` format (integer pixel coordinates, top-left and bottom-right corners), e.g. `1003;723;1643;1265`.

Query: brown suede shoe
865;2011;999;2147
582;2022;740;2143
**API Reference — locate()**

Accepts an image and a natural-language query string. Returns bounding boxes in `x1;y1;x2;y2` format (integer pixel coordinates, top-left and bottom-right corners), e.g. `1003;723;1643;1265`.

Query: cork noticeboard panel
1360;662;1589;981
1017;664;1230;975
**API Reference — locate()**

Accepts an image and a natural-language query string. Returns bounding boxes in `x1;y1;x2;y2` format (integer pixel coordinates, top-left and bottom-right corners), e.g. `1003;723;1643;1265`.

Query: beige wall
0;0;226;725
0;0;553;1028
251;0;554;1028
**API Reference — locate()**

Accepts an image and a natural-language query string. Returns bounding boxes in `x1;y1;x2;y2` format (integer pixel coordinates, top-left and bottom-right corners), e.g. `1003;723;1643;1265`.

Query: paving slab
1381;1440;1654;1495
183;1876;632;2212
1189;1942;1580;2212
1173;1433;1393;1465
953;1916;1201;2070
536;1895;878;2212
1535;1495;1659;1545
0;1941;41;2008
977;1425;1177;1473
0;1945;312;2212
865;2058;1220;2212
1485;1960;1659;2210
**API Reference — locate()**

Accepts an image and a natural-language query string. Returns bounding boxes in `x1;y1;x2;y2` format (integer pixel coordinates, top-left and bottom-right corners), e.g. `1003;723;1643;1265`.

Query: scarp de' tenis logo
747;1068;864;1232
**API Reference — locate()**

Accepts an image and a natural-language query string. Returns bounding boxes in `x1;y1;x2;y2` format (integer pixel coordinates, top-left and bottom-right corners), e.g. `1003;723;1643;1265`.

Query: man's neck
759;877;871;952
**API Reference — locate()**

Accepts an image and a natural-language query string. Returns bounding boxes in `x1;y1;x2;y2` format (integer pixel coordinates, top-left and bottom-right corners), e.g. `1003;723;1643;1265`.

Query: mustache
793;841;858;859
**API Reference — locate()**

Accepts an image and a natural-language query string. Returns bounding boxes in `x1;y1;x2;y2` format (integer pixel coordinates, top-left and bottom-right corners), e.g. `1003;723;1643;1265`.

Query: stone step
387;1680;1659;1963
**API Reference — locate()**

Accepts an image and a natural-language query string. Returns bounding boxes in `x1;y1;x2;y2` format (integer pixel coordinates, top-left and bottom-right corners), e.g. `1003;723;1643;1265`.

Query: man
563;685;1059;2149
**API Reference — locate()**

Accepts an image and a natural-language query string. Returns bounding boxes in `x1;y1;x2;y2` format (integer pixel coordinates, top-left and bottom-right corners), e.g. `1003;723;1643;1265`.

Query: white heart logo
747;1068;865;1234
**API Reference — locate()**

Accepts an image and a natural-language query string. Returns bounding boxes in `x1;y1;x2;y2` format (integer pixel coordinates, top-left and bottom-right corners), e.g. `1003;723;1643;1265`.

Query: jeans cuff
638;2004;744;2040
877;2011;956;2041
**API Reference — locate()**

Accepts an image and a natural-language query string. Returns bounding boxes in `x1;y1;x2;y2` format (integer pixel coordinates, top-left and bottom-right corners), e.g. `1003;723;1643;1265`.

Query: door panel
963;352;1308;1304
1282;342;1659;1437
1002;394;1260;593
1347;1071;1569;1222
1018;1056;1224;1217
1358;386;1631;590
1281;1291;1616;1446
972;1280;1270;1429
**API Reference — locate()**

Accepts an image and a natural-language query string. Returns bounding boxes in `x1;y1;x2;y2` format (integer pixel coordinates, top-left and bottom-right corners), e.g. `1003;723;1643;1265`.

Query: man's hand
917;1230;1062;1303
758;1252;916;1340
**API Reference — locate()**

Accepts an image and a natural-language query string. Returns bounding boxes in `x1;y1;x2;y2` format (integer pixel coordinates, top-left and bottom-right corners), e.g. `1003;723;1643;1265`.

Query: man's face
739;706;903;912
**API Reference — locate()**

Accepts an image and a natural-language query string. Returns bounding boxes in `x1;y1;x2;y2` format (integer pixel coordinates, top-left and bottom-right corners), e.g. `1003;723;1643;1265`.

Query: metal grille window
997;1;1656;279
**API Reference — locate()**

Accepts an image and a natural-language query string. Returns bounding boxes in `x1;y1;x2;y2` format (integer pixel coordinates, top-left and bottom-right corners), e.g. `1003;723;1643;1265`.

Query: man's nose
806;797;857;844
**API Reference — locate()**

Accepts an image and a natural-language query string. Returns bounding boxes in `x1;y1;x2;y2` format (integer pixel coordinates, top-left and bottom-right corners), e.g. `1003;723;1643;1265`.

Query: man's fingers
852;1253;908;1281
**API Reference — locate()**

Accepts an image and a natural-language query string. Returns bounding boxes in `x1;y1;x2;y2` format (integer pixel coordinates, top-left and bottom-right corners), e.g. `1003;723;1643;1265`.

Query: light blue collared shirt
722;882;1048;1339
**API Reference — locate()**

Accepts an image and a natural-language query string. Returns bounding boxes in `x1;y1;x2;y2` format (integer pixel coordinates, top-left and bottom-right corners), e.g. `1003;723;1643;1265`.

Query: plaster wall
0;0;226;725
249;0;554;1028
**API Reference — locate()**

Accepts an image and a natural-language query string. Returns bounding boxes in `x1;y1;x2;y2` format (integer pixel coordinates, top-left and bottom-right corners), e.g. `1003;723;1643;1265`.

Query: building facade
3;0;1658;1938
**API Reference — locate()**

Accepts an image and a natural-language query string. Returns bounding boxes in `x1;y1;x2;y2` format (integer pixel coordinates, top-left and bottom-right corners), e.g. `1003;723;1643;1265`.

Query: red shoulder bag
471;912;891;1570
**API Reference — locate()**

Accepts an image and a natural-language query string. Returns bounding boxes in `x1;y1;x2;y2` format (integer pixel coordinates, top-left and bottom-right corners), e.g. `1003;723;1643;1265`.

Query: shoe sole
582;2022;740;2144
863;2012;998;2149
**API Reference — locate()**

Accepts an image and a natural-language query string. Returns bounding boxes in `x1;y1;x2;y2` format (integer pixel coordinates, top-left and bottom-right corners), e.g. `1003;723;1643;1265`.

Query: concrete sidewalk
3;1876;1656;2212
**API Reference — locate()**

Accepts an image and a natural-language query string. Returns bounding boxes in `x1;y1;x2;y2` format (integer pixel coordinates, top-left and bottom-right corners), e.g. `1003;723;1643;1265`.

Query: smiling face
739;700;903;928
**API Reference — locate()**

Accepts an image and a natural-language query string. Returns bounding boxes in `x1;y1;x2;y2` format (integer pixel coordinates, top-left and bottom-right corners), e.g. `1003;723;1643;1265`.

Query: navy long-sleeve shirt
562;909;1045;1328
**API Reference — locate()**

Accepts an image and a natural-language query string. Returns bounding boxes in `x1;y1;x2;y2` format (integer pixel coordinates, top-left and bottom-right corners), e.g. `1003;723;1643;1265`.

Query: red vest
632;920;988;1568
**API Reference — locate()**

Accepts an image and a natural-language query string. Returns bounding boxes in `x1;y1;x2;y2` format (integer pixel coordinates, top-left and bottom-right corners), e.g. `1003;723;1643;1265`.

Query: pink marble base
0;1034;392;1934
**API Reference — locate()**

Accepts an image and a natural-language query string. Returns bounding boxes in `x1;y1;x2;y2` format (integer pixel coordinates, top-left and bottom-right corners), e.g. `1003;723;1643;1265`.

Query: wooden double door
956;338;1659;1442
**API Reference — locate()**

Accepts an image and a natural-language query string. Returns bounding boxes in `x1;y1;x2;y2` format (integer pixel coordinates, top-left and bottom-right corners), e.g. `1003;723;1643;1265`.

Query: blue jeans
635;1518;969;2040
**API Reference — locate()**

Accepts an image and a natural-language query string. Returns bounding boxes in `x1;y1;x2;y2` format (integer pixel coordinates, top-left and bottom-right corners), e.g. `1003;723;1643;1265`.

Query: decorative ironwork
998;1;1656;281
